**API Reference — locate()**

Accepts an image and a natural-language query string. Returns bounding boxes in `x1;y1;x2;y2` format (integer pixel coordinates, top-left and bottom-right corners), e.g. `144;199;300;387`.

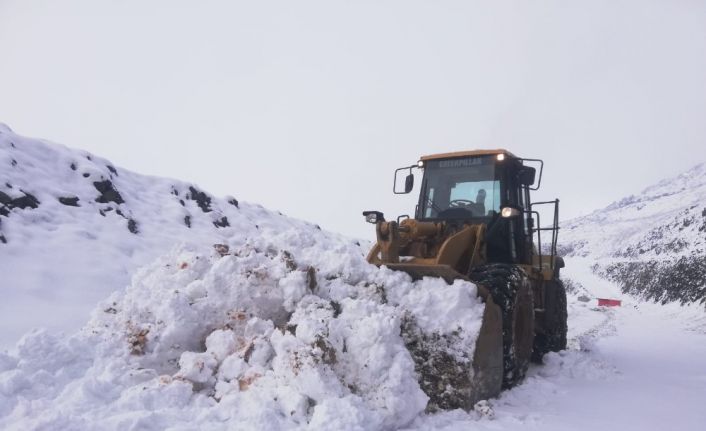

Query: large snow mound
0;229;485;430
0;124;332;346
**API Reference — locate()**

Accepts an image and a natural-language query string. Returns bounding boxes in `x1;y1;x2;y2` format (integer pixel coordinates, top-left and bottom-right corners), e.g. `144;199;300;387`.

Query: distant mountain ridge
560;163;706;304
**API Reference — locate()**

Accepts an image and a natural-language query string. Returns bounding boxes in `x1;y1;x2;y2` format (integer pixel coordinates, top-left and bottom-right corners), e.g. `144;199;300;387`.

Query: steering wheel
448;199;475;208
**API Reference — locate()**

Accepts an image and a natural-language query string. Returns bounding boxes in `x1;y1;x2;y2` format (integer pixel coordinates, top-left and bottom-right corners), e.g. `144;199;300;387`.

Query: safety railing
527;199;560;272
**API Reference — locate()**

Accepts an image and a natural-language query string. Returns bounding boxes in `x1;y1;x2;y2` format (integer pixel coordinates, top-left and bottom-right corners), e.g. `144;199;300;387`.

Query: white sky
1;0;705;240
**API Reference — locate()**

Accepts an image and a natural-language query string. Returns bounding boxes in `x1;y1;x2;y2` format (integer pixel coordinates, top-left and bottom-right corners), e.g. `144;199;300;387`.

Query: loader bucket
469;292;503;405
389;262;504;409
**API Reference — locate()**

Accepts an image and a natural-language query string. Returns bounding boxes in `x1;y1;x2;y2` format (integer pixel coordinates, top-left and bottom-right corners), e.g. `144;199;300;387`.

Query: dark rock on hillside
187;186;212;213
127;218;139;234
0;190;40;215
59;196;80;207
94;180;124;204
213;216;230;228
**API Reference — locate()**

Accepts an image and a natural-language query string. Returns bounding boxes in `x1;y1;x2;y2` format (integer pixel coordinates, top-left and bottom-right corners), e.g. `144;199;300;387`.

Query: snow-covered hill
560;163;706;304
0;123;330;346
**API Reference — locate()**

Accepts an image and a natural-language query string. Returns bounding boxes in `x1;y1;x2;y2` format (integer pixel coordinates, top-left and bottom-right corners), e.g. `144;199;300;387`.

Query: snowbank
0;230;485;430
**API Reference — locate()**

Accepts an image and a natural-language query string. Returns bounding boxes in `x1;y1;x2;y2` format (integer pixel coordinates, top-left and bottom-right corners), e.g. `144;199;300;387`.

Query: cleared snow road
575;303;706;431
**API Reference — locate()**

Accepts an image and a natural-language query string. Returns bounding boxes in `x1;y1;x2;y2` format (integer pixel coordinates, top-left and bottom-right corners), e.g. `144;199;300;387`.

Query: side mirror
394;165;417;194
518;167;536;186
362;210;385;224
404;173;414;193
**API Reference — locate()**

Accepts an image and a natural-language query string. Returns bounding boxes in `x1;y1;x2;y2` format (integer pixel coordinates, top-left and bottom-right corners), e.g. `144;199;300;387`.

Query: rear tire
469;264;535;389
532;279;568;362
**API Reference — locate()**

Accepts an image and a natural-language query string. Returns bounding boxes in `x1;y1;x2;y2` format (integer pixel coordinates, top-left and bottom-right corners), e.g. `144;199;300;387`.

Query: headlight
501;207;521;218
496;153;505;161
417;160;424;168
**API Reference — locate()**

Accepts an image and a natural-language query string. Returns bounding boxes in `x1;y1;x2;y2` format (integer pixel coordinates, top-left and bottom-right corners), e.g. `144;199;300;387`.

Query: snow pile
559;163;706;304
0;229;486;430
0;124;326;346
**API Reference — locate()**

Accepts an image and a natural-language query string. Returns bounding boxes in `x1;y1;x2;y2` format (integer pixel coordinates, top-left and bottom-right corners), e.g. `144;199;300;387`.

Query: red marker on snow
597;298;622;307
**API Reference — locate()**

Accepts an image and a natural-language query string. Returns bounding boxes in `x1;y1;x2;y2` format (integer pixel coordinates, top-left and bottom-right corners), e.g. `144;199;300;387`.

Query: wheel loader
363;149;567;410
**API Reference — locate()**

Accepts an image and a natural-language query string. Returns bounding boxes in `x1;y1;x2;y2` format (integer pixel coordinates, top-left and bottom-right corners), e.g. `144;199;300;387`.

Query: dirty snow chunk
279;270;309;312
177;351;218;384
217;355;247;381
204;329;238;362
289;295;334;344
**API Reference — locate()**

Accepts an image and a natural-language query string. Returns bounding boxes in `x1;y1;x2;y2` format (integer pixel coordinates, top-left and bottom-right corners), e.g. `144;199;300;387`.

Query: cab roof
419;149;516;161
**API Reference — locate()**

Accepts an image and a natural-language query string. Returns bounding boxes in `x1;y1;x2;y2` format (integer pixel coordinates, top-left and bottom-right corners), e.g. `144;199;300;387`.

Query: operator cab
418;152;503;221
414;150;538;265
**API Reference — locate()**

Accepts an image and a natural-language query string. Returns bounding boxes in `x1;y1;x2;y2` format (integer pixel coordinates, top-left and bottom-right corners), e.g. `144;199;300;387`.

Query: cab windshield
419;156;501;220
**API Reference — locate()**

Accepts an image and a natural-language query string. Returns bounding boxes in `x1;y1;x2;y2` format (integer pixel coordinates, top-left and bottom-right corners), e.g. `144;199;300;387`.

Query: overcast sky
1;0;705;240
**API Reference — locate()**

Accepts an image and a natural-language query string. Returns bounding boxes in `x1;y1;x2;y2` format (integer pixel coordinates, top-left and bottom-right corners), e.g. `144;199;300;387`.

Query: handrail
527;199;560;273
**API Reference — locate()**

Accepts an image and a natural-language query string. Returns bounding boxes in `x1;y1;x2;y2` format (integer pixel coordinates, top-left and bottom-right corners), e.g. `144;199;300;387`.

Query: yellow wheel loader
363;149;567;409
